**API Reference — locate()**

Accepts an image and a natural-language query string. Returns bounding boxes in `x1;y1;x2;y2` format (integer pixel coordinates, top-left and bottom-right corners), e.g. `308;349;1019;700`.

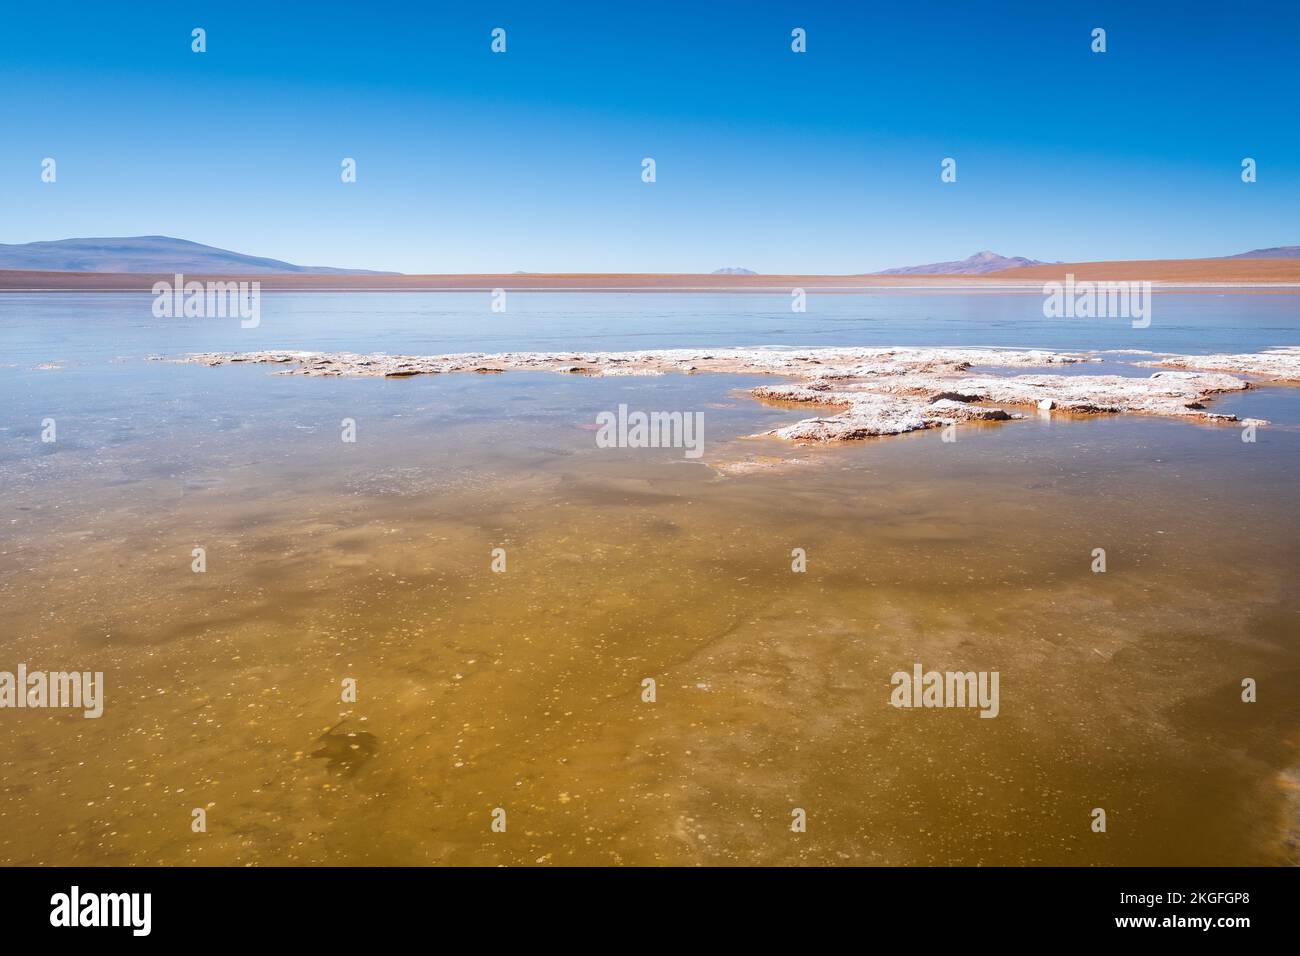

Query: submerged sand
3;383;1297;866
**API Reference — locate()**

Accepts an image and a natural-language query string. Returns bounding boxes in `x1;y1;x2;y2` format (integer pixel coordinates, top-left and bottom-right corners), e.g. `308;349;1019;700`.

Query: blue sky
1;0;1297;273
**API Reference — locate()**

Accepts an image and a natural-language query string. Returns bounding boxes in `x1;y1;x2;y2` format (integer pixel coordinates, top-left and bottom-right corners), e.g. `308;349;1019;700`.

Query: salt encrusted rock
767;394;935;441
750;383;851;407
165;345;1289;444
924;399;1019;422
1145;347;1300;381
172;346;1096;381
864;371;1249;419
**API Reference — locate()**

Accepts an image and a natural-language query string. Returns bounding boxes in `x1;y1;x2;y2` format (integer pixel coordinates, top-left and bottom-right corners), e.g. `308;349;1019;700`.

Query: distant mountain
0;236;397;275
1223;246;1300;259
712;267;757;275
877;251;1045;275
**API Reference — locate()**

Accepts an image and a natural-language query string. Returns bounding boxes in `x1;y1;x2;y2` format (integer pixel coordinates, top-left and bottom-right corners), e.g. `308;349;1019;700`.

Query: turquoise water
2;291;1298;361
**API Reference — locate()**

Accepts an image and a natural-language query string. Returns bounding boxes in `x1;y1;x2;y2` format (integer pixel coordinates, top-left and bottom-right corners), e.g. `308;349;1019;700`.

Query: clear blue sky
1;0;1297;273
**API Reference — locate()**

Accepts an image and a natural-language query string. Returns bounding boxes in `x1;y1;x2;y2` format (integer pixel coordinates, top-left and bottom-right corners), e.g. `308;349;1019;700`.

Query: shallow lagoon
0;293;1296;865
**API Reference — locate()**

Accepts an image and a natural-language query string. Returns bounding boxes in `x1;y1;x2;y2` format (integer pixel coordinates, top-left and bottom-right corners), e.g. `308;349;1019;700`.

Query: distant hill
0;236;397;275
1223;246;1300;259
878;246;1300;275
712;267;757;275
876;251;1045;275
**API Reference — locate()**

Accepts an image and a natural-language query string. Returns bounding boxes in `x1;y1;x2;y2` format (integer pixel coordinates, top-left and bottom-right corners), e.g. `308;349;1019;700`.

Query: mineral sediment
167;345;1292;443
1144;346;1300;382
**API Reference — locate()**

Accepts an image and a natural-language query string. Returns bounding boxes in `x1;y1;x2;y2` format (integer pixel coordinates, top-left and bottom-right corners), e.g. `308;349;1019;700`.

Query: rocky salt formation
171;346;1286;443
1143;346;1300;382
176;345;1093;379
749;369;1254;441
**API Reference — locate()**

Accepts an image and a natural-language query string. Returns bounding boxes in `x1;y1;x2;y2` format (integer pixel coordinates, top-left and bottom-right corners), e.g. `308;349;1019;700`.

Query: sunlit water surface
1;293;1296;865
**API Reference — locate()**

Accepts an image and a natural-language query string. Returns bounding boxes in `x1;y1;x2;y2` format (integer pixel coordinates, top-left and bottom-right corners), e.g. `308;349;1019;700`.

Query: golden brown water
1;370;1297;866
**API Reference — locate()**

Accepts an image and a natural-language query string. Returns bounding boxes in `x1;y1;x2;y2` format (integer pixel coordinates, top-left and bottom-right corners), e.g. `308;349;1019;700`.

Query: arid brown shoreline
3;257;1300;292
